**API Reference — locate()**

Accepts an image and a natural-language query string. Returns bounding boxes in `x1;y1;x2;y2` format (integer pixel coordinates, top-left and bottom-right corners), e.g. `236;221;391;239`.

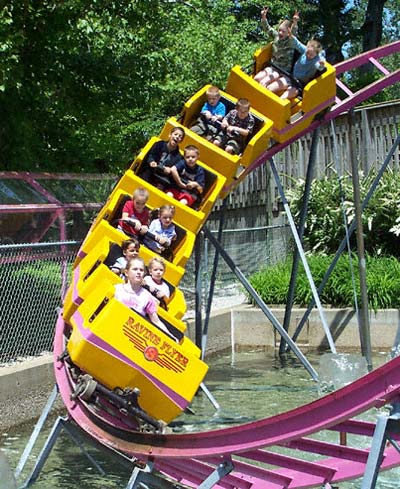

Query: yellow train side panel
227;65;291;136
67;287;207;423
63;261;122;323
162;286;187;320
300;63;336;114
253;44;273;75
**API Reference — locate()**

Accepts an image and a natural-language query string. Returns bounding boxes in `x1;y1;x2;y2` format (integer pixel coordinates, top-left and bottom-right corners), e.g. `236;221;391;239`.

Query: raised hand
261;6;269;21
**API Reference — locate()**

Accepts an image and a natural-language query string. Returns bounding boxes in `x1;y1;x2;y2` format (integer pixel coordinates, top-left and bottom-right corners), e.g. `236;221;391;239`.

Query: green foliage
287;168;400;257
0;0;259;172
1;0;398;171
248;254;400;310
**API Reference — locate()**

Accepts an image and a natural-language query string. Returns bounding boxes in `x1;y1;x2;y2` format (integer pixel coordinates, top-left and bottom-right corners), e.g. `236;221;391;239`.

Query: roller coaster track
53;41;400;488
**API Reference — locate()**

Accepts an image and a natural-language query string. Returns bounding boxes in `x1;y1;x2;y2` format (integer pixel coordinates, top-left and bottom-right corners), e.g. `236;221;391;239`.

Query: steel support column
280;128;321;354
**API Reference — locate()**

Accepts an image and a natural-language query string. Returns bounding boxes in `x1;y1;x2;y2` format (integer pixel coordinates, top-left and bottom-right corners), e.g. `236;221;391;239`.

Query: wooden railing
210;99;400;228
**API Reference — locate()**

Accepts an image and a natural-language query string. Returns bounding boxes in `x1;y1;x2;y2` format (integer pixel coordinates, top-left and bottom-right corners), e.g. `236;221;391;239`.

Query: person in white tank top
114;257;174;339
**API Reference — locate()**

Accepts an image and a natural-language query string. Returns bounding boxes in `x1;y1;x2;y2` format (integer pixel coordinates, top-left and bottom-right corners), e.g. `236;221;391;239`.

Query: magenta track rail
54;313;400;488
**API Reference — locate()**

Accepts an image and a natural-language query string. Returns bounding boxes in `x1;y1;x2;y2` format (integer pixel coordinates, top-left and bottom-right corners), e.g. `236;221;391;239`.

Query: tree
0;0;257;172
361;0;388;52
0;0;398;173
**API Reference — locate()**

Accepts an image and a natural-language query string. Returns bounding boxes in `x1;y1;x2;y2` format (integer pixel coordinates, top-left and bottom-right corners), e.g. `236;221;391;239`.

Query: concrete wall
187;306;400;355
0;355;63;431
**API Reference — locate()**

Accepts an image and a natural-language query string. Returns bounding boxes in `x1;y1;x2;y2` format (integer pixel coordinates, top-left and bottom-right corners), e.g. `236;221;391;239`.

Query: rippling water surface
1;350;399;488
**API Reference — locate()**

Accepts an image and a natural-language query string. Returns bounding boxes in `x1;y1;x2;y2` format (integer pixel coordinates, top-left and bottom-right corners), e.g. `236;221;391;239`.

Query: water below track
1;350;400;488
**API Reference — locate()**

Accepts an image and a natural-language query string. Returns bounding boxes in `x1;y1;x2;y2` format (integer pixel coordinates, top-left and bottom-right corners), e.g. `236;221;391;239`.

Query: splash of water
318;353;368;393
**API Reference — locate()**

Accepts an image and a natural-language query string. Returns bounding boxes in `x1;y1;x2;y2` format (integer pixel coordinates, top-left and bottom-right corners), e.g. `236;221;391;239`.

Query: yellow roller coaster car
226;43;336;143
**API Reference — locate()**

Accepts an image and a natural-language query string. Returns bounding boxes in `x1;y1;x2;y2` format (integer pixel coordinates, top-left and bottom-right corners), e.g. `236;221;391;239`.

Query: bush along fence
0;241;80;364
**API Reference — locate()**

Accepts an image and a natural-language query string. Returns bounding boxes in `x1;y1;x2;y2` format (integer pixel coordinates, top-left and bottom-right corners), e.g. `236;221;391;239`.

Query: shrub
287;168;400;257
248;254;400;310
0;260;65;361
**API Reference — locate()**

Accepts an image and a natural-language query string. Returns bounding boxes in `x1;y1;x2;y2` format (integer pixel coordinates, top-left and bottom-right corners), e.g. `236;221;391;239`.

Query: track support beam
361;403;400;488
198;460;234;488
126;461;179;489
20;416;106;487
14;384;58;480
202;226;319;380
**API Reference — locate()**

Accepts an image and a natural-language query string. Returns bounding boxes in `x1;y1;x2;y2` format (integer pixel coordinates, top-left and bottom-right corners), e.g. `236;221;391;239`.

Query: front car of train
226;42;336;143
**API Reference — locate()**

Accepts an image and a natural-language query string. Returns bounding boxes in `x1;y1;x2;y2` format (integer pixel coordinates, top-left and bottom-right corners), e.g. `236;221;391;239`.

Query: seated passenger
253;7;301;88
115;257;176;340
165;145;205;207
140;127;185;190
267;39;326;99
143;257;171;308
118;187;150;237
212;98;255;155
110;238;140;277
142;205;177;254
190;85;226;140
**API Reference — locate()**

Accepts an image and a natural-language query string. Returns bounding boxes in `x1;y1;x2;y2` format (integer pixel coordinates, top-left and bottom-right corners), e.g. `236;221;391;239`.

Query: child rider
119;187;150;237
114;257;176;340
190;85;226;140
254;7;301;88
165;145;205;207
212;98;255;155
268;39;326;99
143;205;177;254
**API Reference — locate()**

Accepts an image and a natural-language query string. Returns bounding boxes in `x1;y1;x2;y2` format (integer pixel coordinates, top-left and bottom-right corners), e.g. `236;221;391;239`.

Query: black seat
104;242;123;268
110;194;131;228
195;167;217;210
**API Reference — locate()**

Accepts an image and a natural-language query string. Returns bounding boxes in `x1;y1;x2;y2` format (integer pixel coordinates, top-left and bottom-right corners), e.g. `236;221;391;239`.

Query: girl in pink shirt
114;257;173;338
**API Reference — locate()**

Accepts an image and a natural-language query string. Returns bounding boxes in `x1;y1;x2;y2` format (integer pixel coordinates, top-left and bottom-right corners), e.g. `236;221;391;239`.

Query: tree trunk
361;0;387;52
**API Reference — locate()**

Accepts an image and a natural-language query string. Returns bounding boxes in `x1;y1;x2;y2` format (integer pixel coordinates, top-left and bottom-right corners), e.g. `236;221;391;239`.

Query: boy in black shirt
165;145;205;207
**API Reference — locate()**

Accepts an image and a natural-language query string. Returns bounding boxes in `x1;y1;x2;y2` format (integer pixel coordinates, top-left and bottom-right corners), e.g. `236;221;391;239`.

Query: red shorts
166;188;197;207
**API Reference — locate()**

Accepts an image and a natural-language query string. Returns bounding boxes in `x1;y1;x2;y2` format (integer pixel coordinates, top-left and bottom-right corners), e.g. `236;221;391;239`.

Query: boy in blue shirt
190;86;226;140
268;39;326;99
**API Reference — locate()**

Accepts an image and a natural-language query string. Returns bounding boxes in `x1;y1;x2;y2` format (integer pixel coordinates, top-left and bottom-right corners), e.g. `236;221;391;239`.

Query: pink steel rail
53;42;400;487
0;172;113;243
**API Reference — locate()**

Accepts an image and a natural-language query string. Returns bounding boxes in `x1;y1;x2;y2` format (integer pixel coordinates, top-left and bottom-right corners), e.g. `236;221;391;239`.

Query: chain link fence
0;225;291;366
181;224;291;309
0;241;80;365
